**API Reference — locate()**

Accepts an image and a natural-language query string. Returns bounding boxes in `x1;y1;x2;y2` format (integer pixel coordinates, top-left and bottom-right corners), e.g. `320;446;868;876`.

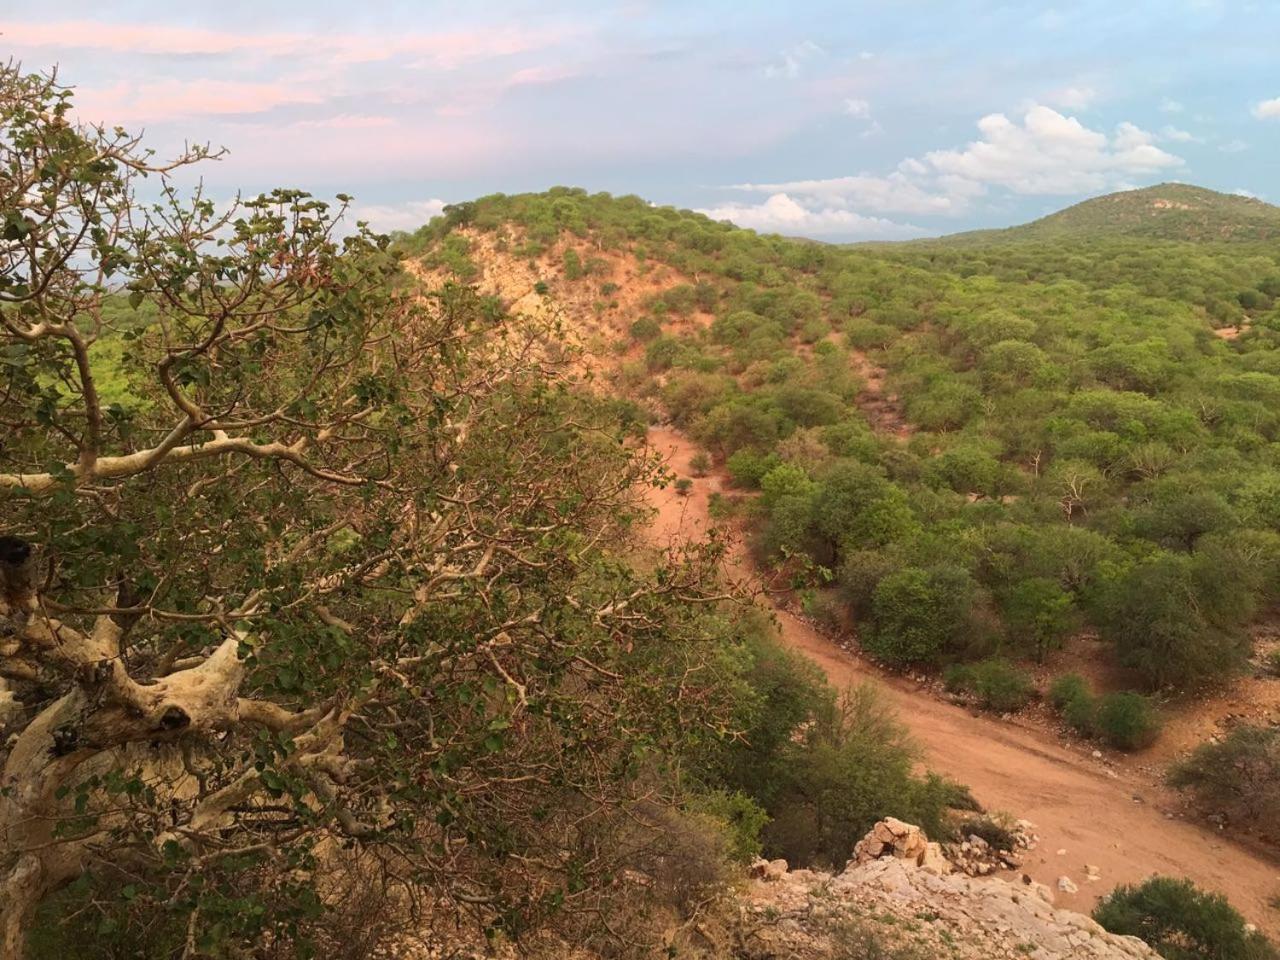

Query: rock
918;841;954;876
1057;848;1068;856
853;817;928;865
1092;750;1103;758
764;858;788;881
1058;875;1080;894
1085;864;1101;881
743;854;1157;959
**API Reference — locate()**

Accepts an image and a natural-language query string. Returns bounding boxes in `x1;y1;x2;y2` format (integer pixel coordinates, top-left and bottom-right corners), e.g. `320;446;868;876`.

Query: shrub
725;448;781;488
1094;691;1161;751
674;477;693;497
690;451;711;476
1169;725;1280;831
1093;876;1279;960
644;335;683;371
563;247;584;280
1096;551;1252;691
1062;692;1098;737
1049;673;1090;711
943;659;1034;712
686;790;768;864
865;565;978;666
707;491;735;520
757;687;956;868
629;316;662;341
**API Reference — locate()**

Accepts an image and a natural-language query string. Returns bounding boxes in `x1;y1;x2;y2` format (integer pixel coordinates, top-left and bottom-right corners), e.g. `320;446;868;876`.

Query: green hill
942;183;1280;244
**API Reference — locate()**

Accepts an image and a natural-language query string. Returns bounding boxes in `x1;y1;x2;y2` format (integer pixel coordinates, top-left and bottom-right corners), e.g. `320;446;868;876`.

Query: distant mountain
940;183;1280;244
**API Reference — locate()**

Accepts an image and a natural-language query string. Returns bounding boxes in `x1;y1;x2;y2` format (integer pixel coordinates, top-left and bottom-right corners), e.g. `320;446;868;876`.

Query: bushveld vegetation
408;185;1280;707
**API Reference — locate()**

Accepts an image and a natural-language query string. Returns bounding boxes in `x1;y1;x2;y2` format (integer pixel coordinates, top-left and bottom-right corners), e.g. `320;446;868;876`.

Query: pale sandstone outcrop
737;820;1157;960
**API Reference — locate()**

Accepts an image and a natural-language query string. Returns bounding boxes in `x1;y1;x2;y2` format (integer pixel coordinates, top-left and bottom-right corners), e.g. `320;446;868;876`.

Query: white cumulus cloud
725;171;974;216
764;40;823;79
715;104;1187;232
351;198;449;233
924;106;1182;194
695;193;923;239
1254;97;1280;119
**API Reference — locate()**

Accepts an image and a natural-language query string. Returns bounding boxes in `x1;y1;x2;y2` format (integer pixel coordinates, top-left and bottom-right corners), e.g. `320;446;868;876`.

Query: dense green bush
865;566;979;665
629;316;662;341
1169;725;1280;832
943;659;1034;712
1093;877;1278;960
1047;676;1160;750
1062;691;1098;737
1094;692;1161;750
1048;673;1090;710
758;689;963;867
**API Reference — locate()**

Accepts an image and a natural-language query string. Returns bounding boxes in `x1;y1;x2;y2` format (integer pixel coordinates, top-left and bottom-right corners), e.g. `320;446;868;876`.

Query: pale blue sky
3;2;1278;238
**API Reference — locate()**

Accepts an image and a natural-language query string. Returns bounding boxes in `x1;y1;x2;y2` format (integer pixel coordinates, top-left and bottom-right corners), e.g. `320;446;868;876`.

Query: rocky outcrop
737;820;1157;960
850;815;953;876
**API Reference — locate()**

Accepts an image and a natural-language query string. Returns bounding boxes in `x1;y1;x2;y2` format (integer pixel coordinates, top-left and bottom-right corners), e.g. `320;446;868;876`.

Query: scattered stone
852;816;928;865
1058;875;1079;894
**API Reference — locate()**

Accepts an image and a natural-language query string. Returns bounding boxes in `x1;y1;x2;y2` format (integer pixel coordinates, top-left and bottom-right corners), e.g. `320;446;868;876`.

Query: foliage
0;69;776;958
943;659;1034;712
865;566;979;665
1093;692;1162;751
1264;648;1280;678
1048;673;1090;711
754;687;959;868
1169;725;1280;833
956;816;1018;851
1093;876;1280;960
411;185;1280;694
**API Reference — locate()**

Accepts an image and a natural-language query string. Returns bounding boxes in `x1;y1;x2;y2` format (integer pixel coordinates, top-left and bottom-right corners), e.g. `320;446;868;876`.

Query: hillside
404;187;1280;942
939;183;1280;244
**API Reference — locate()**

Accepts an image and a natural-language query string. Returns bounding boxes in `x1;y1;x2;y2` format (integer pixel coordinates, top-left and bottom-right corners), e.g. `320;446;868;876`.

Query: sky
3;1;1278;240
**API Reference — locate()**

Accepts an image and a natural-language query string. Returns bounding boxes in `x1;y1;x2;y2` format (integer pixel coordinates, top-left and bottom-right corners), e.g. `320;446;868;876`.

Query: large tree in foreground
0;66;734;958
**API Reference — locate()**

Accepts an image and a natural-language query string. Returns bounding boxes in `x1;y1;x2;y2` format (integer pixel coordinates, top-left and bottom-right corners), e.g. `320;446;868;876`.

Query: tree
866;566;977;665
1000;577;1075;661
1170;725;1280;833
1094;877;1278;960
0;68;737;957
1095;552;1251;690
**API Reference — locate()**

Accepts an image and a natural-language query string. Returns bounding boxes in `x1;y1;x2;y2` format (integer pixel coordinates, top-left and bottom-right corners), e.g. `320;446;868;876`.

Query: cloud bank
708;105;1184;239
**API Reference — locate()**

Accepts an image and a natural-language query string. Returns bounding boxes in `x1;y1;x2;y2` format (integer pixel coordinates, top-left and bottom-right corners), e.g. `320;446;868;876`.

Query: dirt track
644;425;1280;934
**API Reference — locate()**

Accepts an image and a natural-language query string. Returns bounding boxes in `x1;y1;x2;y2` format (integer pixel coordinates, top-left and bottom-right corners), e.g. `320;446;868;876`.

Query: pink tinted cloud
71;79;323;125
0;19;578;69
225;117;506;180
